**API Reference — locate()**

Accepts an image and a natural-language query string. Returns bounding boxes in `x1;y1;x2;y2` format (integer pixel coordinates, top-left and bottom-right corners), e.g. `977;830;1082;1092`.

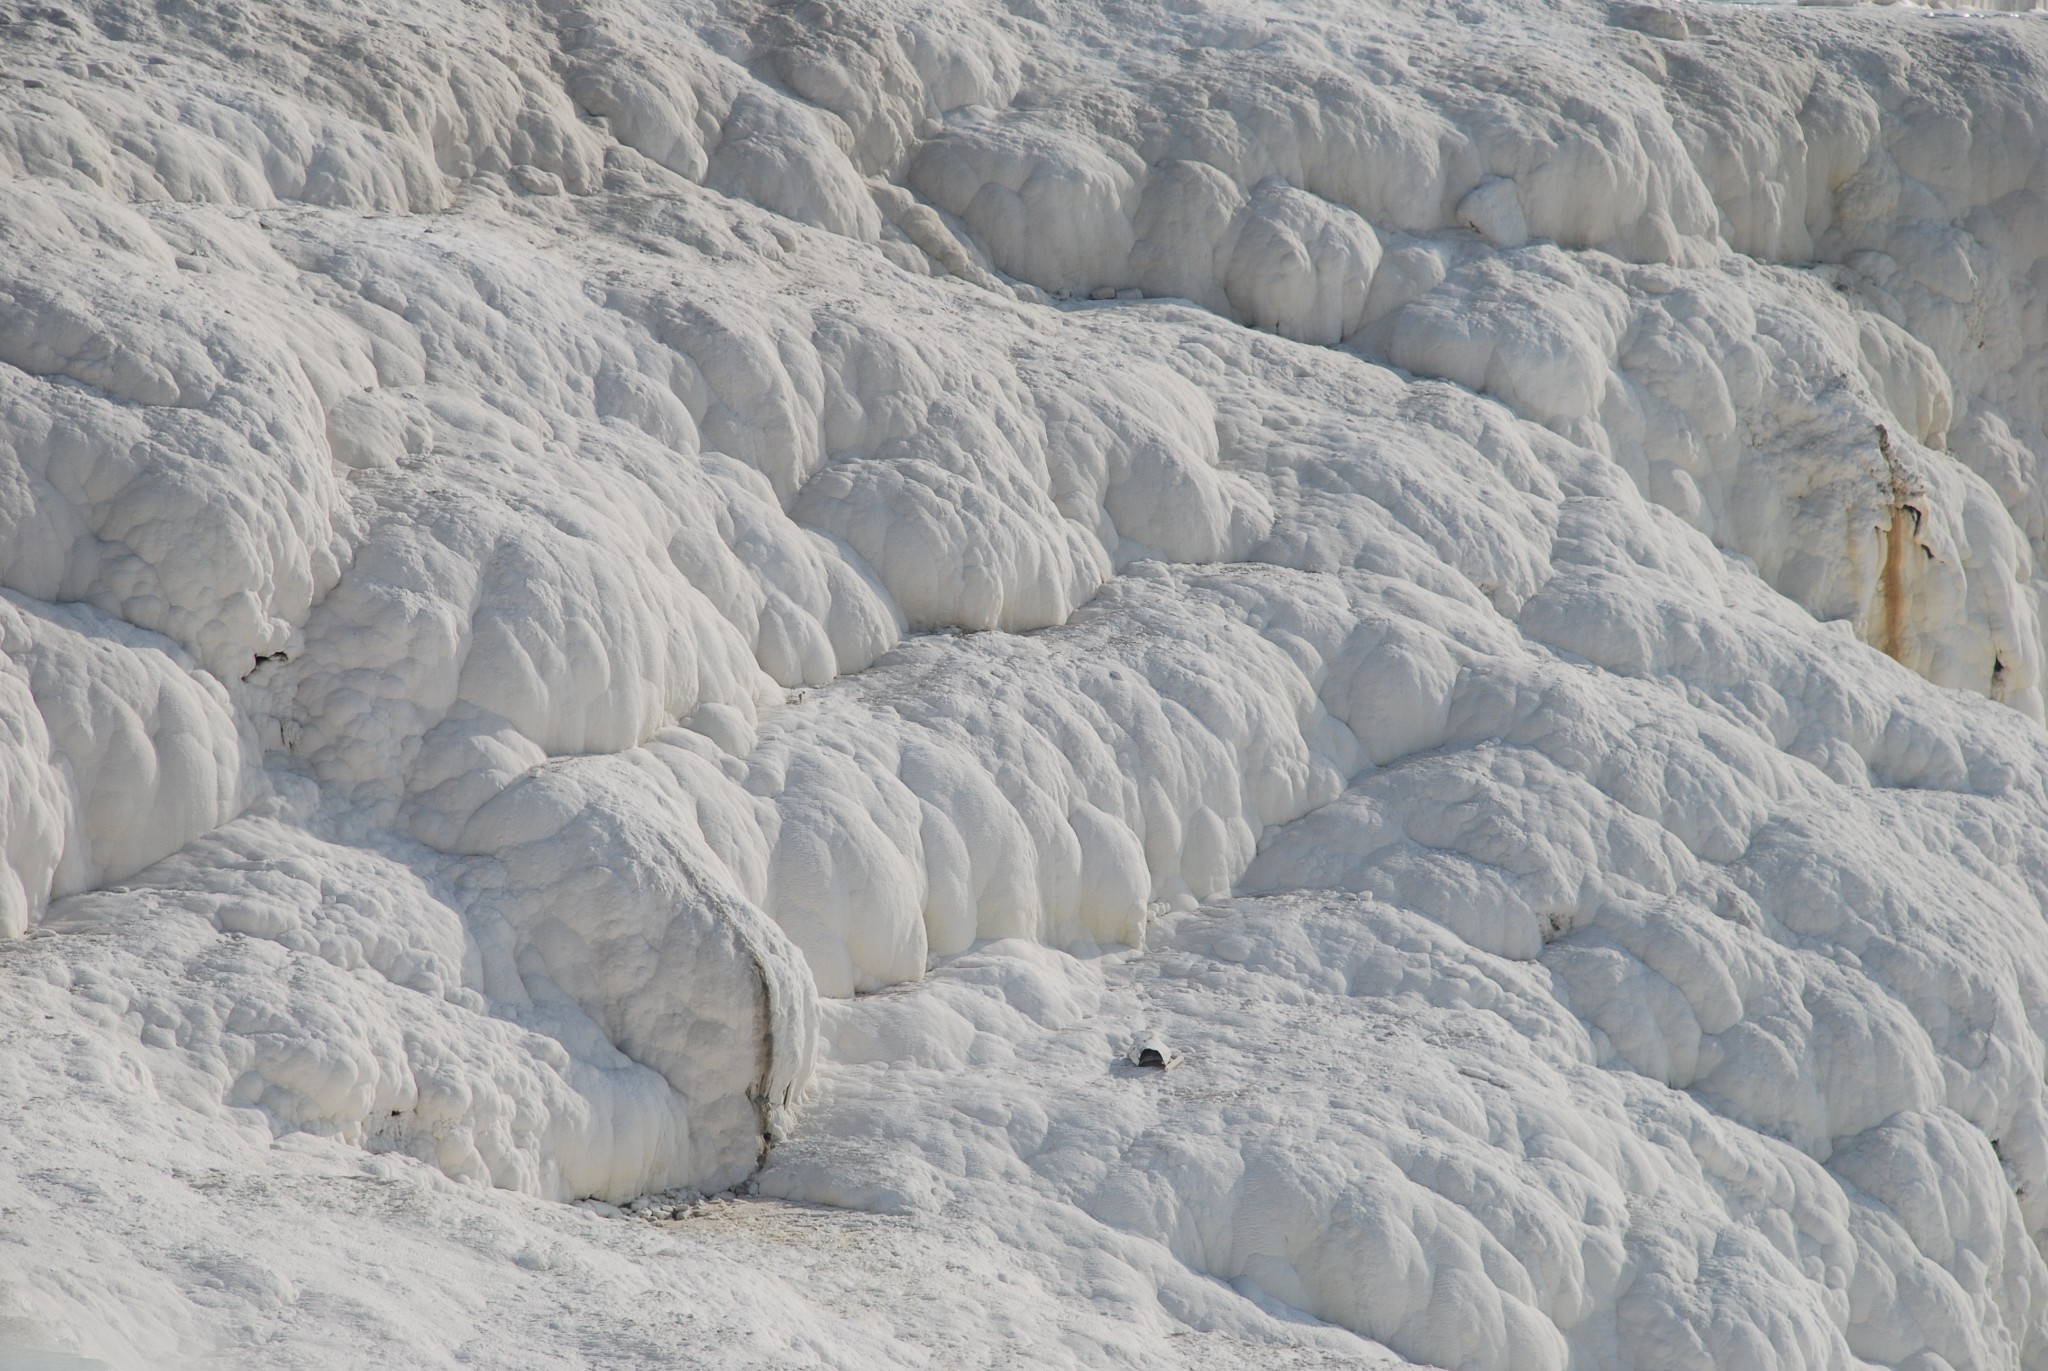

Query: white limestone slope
6;0;2048;1366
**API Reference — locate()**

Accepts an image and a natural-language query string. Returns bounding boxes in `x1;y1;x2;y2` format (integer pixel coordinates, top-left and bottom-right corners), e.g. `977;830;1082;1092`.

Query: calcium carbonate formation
6;0;2048;1365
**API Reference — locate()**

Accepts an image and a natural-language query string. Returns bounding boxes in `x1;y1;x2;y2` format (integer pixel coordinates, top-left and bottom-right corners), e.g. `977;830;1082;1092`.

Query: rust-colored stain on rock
1874;423;1915;666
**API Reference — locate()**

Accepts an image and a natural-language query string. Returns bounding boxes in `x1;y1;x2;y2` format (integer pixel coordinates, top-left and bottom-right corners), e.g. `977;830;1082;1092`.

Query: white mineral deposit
6;0;2048;1364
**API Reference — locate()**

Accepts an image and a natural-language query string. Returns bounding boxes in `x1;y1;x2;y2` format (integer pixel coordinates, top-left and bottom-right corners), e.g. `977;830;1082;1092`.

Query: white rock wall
7;0;2048;1366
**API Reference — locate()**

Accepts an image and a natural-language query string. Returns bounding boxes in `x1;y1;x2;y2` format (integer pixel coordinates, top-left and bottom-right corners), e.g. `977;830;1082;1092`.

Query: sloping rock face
8;0;2048;1366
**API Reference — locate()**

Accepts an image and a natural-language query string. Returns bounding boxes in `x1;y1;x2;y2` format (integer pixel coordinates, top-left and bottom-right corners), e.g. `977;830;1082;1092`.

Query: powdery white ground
7;0;2048;1365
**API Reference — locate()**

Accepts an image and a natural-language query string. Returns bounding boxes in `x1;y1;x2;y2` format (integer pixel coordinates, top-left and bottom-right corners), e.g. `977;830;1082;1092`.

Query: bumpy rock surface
7;0;2048;1365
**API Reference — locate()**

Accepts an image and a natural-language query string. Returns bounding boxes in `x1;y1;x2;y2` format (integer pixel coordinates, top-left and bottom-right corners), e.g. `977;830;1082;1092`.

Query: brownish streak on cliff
1873;422;1919;666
